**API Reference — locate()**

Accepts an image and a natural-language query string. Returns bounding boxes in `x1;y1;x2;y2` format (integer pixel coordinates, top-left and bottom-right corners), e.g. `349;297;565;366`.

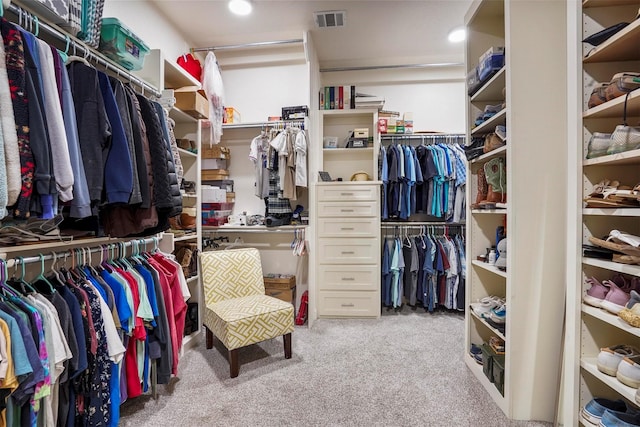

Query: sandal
589;235;640;257
584;181;640;207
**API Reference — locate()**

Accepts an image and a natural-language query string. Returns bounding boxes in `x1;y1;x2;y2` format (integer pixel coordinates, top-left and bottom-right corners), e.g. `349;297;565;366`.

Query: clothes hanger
0;259;19;298
32;254;55;293
66;43;92;67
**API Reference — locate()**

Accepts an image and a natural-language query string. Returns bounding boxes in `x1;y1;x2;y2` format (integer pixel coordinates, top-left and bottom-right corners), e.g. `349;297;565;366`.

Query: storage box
265;287;296;307
224;107;241;124
99;18;150;71
24;0;69;24
263;275;296;289
202;180;234;192
175;89;209;120
202;169;229;181
202;159;228;169
202;145;230;159
492;354;505;395
481;344;497;382
202;202;234;211
378;118;388;134
478;47;505;82
467;67;482;96
282;105;309;120
354;128;369;138
201;186;227;203
323;136;338;149
202;216;228;226
226;192;236;203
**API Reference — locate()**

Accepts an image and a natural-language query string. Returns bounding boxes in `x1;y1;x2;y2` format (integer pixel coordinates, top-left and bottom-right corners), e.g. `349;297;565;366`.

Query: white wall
102;0;193;60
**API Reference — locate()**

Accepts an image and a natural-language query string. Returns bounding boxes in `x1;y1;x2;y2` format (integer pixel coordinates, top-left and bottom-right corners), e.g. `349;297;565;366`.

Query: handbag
583;22;629;46
177;53;203;82
604;72;640;101
607;92;640;155
483;133;505;154
588;82;609;109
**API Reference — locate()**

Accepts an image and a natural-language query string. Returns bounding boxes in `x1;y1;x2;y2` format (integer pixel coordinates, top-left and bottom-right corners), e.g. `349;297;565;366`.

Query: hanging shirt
294;129;307;188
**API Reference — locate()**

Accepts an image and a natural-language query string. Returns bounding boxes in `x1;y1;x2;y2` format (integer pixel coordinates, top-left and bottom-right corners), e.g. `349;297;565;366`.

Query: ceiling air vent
314;10;346;29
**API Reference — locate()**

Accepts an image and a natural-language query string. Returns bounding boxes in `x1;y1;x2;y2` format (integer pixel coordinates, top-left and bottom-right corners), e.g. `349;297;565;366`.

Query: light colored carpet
119;311;552;426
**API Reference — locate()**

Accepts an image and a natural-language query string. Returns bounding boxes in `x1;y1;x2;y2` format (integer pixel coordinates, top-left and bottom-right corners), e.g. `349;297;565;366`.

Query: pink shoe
583;277;610;308
600;280;631;314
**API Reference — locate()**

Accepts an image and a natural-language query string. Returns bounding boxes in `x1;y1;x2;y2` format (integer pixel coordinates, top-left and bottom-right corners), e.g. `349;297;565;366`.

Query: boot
472;167;488;209
484;158;507;204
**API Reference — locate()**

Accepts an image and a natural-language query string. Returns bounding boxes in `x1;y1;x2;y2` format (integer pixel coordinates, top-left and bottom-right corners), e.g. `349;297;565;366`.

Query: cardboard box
223;107;241;124
174;89;209;120
202;145;230;159
202;159;228;169
202;169;229;181
202;180;234;192
264;287;296;307
263;275;296;289
354;128;369;138
226;192;236;203
202;186;227;203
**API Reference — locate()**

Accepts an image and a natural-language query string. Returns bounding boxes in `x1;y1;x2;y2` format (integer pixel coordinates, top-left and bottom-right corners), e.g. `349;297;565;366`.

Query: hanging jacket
0;35;20;206
153;101;182;217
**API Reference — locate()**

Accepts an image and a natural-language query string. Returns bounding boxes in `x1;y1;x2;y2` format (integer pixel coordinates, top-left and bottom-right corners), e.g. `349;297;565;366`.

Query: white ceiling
149;0;473;69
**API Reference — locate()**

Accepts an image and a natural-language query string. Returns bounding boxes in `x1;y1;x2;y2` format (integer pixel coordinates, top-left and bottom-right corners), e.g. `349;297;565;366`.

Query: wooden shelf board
581;358;637;402
471;208;507;214
323;147;374;153
583;19;640;63
170;107;198;124
583;148;640;166
164;58;201;89
471;109;506;136
177;147;197;158
583;0;640;7
583;208;640;216
471;260;508;278
470;145;507;164
321;109;377;117
174;234;198;242
470;310;507;340
203;225;308;233
470;67;506;103
582;257;640;276
582;303;640;338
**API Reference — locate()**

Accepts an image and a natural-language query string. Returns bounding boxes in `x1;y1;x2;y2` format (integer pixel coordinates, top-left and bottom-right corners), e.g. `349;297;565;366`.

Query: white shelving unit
464;0;567;421
563;2;640;425
139;49;205;351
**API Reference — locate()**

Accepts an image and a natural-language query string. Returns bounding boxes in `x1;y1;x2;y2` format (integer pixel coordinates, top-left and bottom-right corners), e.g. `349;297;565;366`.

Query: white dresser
316;182;380;318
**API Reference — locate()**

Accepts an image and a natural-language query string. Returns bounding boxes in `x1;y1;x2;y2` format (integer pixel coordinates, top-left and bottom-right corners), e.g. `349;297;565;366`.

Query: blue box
467;67;481;96
478;48;505;82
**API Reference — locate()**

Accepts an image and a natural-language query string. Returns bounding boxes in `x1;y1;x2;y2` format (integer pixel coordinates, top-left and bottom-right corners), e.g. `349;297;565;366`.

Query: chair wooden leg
229;349;239;378
283;333;292;359
206;327;214;349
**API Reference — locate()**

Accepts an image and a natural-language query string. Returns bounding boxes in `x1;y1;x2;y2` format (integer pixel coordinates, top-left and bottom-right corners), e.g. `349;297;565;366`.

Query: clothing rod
203;226;307;234
7;3;161;97
320;62;463;73
381;134;465;138
3;236;160;268
381;223;465;227
192;38;304;53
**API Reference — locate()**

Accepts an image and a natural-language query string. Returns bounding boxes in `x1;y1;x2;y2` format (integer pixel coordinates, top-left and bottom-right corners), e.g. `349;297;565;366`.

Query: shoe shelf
174;234;198;242
583;208;640;216
583;148;640;167
582;303;640;339
470;67;506;103
583;19;640;63
583;0;640;8
471;260;508;278
470;310;507;341
470;208;507;215
170;107;199;124
583;89;640;120
470;109;506;136
470;145;507;165
583;257;640;277
464;353;509;413
581;358;637;403
177;147;198;159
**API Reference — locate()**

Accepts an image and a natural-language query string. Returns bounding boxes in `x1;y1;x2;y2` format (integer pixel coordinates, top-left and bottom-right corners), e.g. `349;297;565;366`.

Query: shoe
600;409;640;427
586;132;613;159
601;281;631;314
584;277;610;308
608;125;640;155
597;344;640;376
581;398;628;425
617;354;640;388
619;291;640;328
488;304;506;324
470;295;504;317
495;125;507;142
469;343;483;364
471;167;489;209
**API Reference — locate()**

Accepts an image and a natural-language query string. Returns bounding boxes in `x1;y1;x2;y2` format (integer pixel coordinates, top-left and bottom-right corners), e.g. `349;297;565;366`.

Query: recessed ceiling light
448;27;466;43
229;0;252;16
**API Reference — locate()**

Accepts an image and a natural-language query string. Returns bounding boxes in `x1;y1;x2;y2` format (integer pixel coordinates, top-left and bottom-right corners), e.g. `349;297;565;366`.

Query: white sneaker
617;354;640;388
597;344;640;376
470;296;504;317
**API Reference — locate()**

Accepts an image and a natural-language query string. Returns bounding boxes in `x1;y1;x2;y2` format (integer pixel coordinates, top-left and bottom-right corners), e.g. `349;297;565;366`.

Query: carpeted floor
119;311;551;426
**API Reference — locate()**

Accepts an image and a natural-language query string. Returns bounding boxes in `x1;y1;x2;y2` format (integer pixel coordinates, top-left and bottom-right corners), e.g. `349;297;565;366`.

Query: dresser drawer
317;184;377;202
318;238;378;264
318;290;379;317
317;201;377;217
317;218;378;237
318;265;378;291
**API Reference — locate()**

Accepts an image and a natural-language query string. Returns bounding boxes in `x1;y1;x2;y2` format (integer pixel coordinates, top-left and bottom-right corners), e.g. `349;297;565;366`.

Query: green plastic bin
99;17;150;71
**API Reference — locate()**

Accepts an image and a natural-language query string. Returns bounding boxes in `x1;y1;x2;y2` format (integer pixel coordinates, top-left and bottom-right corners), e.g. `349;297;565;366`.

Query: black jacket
153;101;182;217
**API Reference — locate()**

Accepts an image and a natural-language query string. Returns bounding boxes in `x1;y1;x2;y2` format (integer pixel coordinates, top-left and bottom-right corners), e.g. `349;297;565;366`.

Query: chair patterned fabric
204;294;294;350
200;248;294;351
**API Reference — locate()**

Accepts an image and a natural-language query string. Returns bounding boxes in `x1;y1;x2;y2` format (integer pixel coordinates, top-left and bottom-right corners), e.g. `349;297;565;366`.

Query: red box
378;118;388;134
202;216;228;226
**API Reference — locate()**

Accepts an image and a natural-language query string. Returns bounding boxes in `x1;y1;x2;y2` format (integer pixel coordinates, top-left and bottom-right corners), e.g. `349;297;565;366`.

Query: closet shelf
583;19;640;63
323;147;374;154
203;225;308;233
170;107;199;124
222;119;306;130
174;234;198;242
582;257;640;276
470;67;506;103
177;148;198;158
471;208;507;214
583;0;640;7
470;310;507;340
583;148;640;166
470;145;507;164
582;304;640;339
581;358;637;402
164;58;201;90
464;354;508;413
0;235;149;256
180;193;198;199
470;109;506;136
583;208;640;216
583;89;640;119
471;260;508;278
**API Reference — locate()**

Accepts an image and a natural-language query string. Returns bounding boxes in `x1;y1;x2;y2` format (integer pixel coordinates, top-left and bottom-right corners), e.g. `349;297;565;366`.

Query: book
319;89;324;109
344;85;351;110
324;87;330;110
338;86;344;109
329;86;335;109
350;85;356;109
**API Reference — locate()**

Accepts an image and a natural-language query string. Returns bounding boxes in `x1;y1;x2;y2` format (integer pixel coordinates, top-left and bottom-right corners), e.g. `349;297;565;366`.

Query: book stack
355;92;385;110
319;86;356;110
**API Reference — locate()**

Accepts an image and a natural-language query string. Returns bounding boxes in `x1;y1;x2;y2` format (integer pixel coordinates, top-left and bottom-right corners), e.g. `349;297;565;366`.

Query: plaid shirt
267;169;292;214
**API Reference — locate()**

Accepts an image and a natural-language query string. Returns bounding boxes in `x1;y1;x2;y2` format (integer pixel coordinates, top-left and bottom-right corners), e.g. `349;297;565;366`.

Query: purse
483;133;505;154
583;22;629;46
604;72;640;101
607;92;640;155
588;82;609;109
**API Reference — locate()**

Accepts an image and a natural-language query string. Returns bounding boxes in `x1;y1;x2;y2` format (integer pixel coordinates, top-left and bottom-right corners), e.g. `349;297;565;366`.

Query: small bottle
488;250;496;265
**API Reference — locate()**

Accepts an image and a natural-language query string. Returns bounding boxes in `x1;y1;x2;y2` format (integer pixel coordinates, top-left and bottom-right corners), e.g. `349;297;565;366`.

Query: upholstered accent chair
199;248;294;377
